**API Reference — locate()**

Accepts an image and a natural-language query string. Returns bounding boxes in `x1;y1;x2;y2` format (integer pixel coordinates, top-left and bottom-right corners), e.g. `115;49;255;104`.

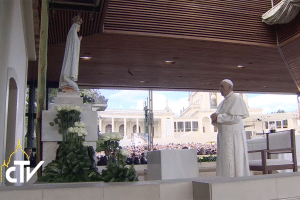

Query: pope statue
59;15;83;93
210;79;250;177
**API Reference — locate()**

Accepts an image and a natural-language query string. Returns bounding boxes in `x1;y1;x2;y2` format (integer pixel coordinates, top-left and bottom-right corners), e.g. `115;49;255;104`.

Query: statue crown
72;15;83;25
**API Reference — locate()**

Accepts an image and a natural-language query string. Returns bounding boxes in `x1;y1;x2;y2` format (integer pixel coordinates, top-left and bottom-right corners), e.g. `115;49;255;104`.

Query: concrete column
124;118;127;139
161;118;166;139
112;118;115;132
136;118;139;133
298;93;300;120
199;118;203;134
172;121;176;137
99;118;102;134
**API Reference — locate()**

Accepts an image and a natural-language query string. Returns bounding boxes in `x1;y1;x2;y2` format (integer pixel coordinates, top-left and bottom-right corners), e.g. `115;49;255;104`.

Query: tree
48;88;60;103
48;88;108;105
80;89;108;104
277;109;285;113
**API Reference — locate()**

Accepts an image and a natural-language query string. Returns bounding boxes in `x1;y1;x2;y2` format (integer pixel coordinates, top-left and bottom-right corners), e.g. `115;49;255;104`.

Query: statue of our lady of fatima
59;15;83;93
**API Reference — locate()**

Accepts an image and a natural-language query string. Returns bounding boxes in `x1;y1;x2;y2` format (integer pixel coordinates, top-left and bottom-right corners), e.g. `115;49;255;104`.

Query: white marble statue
59;15;83;93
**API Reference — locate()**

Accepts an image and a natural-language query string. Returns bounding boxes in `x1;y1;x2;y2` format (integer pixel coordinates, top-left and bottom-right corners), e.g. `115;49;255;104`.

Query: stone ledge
1;172;300;200
193;172;300;200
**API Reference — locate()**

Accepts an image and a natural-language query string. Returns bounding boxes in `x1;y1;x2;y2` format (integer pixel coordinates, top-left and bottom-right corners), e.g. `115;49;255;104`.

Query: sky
97;89;299;116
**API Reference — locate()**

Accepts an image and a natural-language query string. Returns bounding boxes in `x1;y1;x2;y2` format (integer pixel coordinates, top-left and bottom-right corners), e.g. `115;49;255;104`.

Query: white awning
262;0;300;25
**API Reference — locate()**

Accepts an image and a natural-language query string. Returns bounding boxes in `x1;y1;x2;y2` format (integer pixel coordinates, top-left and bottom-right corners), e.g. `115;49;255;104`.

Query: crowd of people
96;142;217;166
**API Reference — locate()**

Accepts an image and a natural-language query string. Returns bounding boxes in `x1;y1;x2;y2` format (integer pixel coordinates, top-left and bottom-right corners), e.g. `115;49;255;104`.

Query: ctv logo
1;139;44;183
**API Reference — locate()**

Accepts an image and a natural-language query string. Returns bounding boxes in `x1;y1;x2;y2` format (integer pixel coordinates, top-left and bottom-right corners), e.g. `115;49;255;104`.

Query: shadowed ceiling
28;0;300;94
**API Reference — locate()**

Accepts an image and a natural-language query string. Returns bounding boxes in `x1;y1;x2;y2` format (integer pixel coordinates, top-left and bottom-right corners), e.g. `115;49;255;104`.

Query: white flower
99;132;123;142
119;149;129;157
55;105;82;112
83;142;89;146
101;133;111;141
68;127;74;133
70;105;82;112
115;133;123;141
110;132;117;140
68;125;88;137
100;132;123;141
111;132;123;141
75;122;87;128
80;127;88;136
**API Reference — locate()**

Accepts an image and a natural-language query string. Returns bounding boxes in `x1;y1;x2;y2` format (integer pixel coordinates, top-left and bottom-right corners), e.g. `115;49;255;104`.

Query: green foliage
96;132;138;182
48;88;59;104
41;104;98;183
100;159;138;182
38;141;102;183
80;89;95;104
49;106;82;141
80;89;108;104
96;132;123;155
52;109;81;135
100;150;138;182
96;140;119;153
198;155;217;163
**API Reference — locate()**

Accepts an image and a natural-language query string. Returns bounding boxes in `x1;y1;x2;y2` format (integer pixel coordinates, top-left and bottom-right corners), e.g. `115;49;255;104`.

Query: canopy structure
27;0;300;94
262;0;300;25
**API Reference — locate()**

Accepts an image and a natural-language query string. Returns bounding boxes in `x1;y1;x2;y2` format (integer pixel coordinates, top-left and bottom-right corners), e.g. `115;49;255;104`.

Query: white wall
0;0;35;185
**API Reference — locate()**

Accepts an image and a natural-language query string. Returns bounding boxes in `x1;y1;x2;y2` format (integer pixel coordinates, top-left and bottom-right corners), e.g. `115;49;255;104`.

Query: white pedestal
42;110;98;142
147;149;198;180
42;92;98;142
42;142;59;167
41;92;99;167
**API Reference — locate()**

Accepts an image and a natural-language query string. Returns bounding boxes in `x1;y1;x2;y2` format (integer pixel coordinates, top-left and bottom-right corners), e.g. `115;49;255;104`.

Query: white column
112;117;115;132
124;118;127;139
99;118;102;134
161;118;167;139
136;118;139;133
199;118;203;134
171;120;175;138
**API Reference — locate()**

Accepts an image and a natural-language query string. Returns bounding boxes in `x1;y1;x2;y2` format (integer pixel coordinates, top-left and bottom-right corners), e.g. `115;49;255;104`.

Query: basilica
97;92;300;146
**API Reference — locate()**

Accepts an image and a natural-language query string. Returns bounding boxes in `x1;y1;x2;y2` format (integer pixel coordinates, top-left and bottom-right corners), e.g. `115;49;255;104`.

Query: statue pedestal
42;92;98;166
147;149;198;180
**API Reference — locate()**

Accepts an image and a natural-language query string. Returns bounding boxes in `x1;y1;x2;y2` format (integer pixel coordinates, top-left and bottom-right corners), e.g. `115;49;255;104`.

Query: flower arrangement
96;132;138;182
40;104;102;183
99;132;123;141
39;142;102;183
96;132;123;156
100;148;138;182
66;122;88;144
41;105;137;183
49;105;82;141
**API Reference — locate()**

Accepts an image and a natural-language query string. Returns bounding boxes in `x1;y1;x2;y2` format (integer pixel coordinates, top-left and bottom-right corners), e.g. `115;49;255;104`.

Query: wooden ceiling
28;0;300;93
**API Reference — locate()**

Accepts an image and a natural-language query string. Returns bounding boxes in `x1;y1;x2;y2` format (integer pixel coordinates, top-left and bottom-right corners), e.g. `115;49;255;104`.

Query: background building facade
98;92;300;146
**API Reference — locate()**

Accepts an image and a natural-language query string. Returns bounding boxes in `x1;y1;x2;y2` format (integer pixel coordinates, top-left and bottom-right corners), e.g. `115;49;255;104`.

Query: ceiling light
140;80;146;83
80;56;92;60
263;86;267;88
165;60;176;65
237;65;245;69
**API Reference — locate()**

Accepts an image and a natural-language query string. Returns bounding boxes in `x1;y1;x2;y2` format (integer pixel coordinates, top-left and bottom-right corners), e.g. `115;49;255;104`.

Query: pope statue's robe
215;91;250;177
